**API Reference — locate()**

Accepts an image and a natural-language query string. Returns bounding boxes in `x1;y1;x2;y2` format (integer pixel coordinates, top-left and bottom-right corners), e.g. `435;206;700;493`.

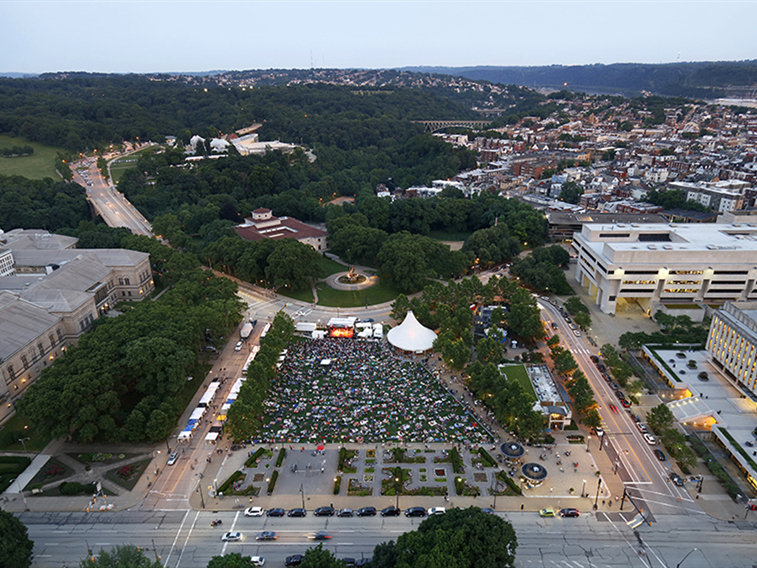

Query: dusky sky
1;0;756;74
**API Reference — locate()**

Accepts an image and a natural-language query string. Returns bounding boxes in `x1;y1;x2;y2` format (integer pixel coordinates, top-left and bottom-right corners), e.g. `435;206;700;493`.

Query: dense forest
0;75;482;152
0;175;91;231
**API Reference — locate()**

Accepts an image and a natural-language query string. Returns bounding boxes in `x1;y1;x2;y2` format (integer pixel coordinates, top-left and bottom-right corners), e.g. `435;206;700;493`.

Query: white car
244;506;264;517
251;557;265;567
167;451;179;466
427;507;446;515
222;532;242;542
235;341;243;351
644;433;656;445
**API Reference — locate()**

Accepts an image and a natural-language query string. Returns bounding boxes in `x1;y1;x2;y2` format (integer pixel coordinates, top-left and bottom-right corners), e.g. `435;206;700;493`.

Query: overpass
413;120;492;132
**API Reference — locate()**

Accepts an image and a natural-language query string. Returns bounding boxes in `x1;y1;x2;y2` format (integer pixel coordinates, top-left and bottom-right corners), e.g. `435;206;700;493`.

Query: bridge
413;120;493;132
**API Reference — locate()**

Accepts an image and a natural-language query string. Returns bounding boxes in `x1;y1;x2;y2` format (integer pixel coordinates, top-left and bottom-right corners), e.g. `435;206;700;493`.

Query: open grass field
0;412;52;452
500;364;537;401
263;338;495;444
315;279;400;307
108;147;157;182
0;135;64;180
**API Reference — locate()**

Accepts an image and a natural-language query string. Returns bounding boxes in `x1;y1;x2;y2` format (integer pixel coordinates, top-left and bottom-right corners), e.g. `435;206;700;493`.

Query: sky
1;0;756;74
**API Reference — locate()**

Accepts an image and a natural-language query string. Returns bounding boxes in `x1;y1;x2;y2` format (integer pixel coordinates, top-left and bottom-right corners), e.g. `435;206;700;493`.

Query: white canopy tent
387;311;437;353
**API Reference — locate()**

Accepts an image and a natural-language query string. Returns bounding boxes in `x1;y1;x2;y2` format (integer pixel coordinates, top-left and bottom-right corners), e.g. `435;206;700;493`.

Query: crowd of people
262;338;495;445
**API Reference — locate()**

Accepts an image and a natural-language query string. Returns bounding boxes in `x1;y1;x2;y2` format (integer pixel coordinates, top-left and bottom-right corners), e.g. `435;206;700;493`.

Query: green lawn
278;286;315;303
108;147;157;182
0;413;52;452
0;135;65;179
499;364;537;401
315;280;400;307
318;256;350;277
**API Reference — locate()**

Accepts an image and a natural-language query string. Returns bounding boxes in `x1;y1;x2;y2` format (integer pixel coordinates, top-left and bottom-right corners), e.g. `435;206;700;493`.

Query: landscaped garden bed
105;458;151;491
69;452;137;465
0;456;32;493
24;457;73;491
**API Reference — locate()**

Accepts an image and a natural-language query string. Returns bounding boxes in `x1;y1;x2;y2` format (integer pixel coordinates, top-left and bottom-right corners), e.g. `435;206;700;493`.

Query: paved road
72;150;153;236
22;509;757;567
538;300;700;519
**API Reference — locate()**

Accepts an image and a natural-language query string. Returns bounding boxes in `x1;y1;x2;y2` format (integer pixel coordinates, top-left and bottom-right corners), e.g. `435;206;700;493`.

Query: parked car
256;531;277;541
314;506;335;517
636;422;648;433
539;508;556;517
356;506;376;517
338;508;354;517
644;433;657;445
479;507;494;515
285;555;304;567
167;451;179;466
266;508;285;517
245;506;264;517
559;508;580;518
381;506;400;517
342;559;356;567
621;399;631;408
405;506;426;517
653;449;666;461
222;532;243;542
288;508;307;517
573;330;582;337
251;557;265;567
427;507;446;515
590;355;599;363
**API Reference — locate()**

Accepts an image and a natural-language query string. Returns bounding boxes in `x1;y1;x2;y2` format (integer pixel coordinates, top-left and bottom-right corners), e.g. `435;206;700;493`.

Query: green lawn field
0;135;64;180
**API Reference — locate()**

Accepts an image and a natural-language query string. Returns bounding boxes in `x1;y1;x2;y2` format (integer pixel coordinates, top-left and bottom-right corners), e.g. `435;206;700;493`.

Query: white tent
387;311;437;353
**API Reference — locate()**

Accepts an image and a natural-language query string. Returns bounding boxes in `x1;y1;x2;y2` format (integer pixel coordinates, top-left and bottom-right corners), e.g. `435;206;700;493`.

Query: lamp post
614;458;620;475
675;548;699;568
300;484;305;510
586;435;591;452
196;481;205;509
18;437;30;452
581;479;586;499
593;477;602;510
395;477;400;509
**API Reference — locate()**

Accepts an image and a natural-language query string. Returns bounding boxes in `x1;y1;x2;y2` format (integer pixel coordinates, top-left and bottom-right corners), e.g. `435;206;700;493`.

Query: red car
620;399;631;408
609;404;619;414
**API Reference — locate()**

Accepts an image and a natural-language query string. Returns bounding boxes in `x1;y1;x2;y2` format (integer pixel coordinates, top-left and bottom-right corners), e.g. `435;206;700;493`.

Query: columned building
706;302;757;398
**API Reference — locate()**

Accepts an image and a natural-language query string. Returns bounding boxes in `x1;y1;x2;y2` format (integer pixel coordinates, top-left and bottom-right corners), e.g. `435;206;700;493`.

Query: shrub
454;477;465;495
59;481;97;496
450;447;465;474
245;447;266;467
217;470;245;495
275;448;286;468
333;475;341;495
267;470;278;494
478;448;498;468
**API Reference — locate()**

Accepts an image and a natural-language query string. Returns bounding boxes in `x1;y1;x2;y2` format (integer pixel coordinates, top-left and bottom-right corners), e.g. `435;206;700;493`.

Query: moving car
222;532;243;542
314;506;335;517
251;557;265;567
644;433;657;445
405;506;426;517
609;404;619;414
245;506;264;517
669;472;685;486
288;508;307;517
266;508;285;517
539;508;556;517
427;507;446;515
285;555;303;567
338;508;354;517
381;506;400;517
235;341;243;351
559;508;580;518
308;531;332;540
256;531;277;541
356;507;376;517
167;451;179;466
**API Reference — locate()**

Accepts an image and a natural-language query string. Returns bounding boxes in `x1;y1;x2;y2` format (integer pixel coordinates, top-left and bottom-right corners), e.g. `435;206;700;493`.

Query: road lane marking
162;509;191;568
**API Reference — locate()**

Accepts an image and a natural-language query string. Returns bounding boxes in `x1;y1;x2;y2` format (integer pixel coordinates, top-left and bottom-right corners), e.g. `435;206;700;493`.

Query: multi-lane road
23;509;756;567
72;150;153;236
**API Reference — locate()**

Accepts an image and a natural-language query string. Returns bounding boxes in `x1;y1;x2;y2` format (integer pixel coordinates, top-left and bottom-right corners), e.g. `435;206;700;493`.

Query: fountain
337;266;367;285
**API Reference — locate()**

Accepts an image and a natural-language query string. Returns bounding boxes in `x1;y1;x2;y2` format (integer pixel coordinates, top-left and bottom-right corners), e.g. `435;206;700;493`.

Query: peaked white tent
387;311;437;353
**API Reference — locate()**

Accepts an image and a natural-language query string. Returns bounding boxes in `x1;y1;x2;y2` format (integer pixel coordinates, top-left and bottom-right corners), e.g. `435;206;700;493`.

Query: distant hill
403;60;757;98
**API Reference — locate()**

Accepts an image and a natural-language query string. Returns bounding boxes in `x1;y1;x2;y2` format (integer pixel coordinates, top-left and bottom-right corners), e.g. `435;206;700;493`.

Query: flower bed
105;458;151;491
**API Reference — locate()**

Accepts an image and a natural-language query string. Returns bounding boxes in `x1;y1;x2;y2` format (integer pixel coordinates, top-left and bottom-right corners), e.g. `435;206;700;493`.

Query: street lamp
586;435;591;452
18;437;30;452
394;477;400;509
614;458;620;475
300;484;305;510
581;479;586;498
675;548;699;568
593;477;602;510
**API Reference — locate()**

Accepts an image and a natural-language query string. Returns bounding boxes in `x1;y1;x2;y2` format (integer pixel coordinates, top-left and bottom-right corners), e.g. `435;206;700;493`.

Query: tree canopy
0;510;34;568
79;544;161;568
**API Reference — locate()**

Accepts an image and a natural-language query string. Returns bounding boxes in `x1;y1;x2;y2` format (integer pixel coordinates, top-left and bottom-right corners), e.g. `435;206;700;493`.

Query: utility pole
593;477;602;510
300;484;305;510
